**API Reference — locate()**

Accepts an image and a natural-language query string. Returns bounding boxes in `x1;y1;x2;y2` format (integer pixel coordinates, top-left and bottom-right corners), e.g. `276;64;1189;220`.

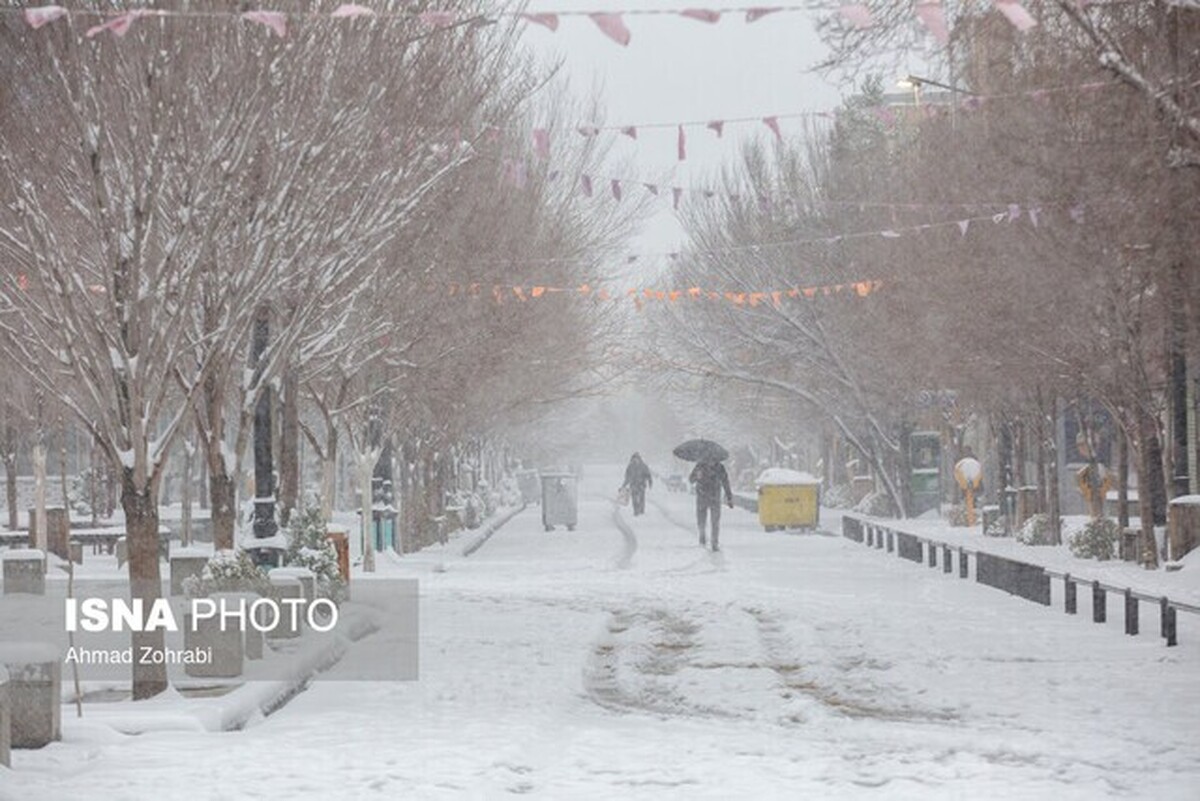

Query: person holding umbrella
674;439;734;551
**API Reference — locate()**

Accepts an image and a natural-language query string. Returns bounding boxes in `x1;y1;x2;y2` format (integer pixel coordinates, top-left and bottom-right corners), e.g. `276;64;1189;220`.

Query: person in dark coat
689;458;733;550
622;453;653;516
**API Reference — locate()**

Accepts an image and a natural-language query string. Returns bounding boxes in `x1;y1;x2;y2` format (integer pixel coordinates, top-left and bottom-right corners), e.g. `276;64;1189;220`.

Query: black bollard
1093;581;1106;623
928;542;937;568
959;549;968;579
942;544;952;573
1065;575;1077;615
1160;597;1177;646
1124;588;1138;636
887;531;894;553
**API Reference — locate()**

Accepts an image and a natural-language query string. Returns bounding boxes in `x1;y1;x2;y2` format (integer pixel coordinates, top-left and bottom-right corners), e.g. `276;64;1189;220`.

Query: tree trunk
209;469;237;551
1117;425;1130;530
59;420;70;512
320;426;338;523
1136;410;1163;568
32;438;46;551
121;472;168;700
181;440;194;548
357;451;376;572
278;367;300;528
3;420;17;531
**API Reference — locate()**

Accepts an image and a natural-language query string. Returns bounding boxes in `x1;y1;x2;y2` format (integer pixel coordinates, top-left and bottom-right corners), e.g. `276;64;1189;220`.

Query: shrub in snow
947;504;969;526
823;483;854;509
985;515;1007;537
1068;517;1120;561
497;475;521;507
854;490;895;517
184;549;273;598
284;507;347;602
1016;513;1057;546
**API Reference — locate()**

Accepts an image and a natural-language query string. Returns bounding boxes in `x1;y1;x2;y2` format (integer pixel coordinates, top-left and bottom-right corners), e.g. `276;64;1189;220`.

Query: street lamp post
897;75;976;129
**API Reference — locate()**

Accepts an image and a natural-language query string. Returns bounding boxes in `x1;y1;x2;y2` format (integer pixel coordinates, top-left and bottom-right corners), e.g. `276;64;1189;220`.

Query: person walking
689;458;733;551
622;453;653;516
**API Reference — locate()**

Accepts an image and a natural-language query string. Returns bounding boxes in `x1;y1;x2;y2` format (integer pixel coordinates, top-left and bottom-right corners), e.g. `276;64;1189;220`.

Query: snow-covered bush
284;507;347;602
1068;517;1120;560
823;483;854;509
183;549;273;598
1016;513;1057;546
496;475;521;507
854;490;895;517
946;504;969;526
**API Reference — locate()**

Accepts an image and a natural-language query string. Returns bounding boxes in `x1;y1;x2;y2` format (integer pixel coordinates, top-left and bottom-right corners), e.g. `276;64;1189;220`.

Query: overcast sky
520;3;849;256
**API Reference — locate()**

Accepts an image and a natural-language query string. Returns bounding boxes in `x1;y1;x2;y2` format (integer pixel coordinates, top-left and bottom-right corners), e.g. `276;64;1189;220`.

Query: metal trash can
540;472;578;531
755;468;820;531
517;469;541;505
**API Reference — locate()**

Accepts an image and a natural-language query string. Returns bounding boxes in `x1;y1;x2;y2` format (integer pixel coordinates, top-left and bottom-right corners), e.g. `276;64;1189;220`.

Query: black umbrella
673;438;729;463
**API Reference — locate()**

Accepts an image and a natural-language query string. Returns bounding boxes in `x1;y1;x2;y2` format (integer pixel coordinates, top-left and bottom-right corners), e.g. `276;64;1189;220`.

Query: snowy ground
3;464;1199;799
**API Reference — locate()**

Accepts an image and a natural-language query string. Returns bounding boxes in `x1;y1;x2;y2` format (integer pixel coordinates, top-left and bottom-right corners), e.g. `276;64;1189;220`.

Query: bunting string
442;278;885;308
9;2;1052;46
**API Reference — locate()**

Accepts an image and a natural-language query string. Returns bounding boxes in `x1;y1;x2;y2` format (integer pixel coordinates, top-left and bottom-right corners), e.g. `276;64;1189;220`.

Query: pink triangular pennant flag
577;126;600;137
673;187;683;210
611;180;623;201
644;183;659;196
86;11;143;38
677;125;687;161
581;175;593;197
995;0;1037;31
763;116;782;141
837;4;874;28
522;13;559;31
24;5;67;29
419;12;457;28
243;11;287;38
621;126;638;139
957;219;970;236
331;4;375;18
915;2;949;44
1007;203;1021;222
590;13;631;46
680;9;721;23
746;8;783;23
1028;206;1040;227
532;128;550;159
707;120;725;137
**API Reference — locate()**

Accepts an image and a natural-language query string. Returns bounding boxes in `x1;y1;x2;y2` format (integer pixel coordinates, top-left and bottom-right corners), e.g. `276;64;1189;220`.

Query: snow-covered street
5;464;1198;800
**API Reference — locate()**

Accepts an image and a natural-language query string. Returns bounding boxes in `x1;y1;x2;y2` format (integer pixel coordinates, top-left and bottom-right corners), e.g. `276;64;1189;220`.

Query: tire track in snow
609;500;637;570
744;606;959;725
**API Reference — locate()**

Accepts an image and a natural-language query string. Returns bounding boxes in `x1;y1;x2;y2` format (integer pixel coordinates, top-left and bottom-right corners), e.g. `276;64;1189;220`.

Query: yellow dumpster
756;468;820;531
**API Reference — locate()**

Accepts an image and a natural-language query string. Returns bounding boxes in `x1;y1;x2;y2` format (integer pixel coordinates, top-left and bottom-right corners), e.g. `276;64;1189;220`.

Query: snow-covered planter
283;507;347;603
1068;517;1120;561
1016;513;1056;546
183;549;273;598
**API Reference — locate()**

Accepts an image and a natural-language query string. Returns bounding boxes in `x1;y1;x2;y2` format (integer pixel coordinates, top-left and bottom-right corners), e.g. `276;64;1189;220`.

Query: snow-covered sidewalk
3;465;1198;799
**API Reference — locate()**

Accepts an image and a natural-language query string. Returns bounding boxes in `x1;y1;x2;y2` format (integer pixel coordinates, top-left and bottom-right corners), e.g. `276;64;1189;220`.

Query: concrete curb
461;504;528;557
